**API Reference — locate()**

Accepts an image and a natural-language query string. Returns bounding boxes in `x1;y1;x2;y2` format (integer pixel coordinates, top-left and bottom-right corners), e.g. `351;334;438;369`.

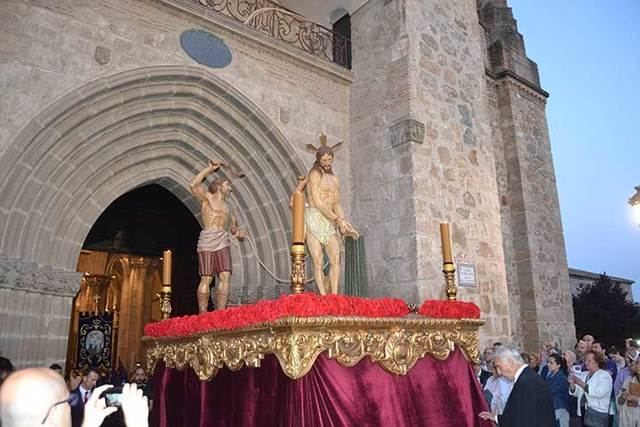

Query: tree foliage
573;274;640;347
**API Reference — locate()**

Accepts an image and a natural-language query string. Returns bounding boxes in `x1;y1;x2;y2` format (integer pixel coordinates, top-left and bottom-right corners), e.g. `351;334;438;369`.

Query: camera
100;387;123;407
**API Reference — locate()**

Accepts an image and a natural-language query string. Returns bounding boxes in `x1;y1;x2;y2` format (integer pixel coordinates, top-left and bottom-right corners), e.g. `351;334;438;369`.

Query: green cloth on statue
344;236;368;297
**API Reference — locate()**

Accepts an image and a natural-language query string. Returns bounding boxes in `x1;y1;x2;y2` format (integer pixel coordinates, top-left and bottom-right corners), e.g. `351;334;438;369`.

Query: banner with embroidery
76;312;113;371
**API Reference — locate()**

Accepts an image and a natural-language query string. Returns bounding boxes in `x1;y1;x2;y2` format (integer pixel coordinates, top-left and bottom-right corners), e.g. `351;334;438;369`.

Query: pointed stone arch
0;65;303;296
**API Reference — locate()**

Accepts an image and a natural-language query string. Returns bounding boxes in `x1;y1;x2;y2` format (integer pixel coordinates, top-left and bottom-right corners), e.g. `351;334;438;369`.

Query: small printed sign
457;263;477;288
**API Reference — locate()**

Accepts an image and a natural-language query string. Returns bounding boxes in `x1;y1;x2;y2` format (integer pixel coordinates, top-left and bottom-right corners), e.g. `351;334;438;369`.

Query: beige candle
162;249;172;286
439;223;453;264
292;192;305;244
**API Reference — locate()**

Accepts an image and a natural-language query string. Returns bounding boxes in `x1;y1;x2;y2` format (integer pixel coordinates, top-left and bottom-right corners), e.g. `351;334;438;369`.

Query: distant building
569;268;635;301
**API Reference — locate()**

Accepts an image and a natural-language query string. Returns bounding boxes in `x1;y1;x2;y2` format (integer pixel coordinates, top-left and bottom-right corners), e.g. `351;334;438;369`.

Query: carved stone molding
0;255;81;297
498;77;548;106
144;316;483;381
486;69;549;105
387;118;425;147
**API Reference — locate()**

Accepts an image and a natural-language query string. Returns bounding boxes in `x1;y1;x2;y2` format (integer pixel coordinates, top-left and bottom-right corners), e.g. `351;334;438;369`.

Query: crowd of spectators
3;334;639;427
478;336;640;427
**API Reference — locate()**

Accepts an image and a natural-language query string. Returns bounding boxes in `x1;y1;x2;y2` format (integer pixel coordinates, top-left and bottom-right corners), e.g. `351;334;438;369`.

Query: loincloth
197;229;232;276
304;207;337;246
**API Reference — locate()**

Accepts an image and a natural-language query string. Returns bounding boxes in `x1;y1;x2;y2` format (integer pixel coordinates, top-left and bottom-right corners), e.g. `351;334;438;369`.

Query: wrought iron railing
195;0;352;69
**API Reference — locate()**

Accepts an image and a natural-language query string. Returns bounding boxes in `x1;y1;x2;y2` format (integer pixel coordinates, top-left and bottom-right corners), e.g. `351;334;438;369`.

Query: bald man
0;368;146;427
0;367;74;426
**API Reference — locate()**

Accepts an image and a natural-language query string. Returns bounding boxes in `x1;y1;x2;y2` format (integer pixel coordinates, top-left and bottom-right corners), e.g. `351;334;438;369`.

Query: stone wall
350;0;513;344
0;256;80;366
0;0;352;367
0;1;352;160
349;0;419;302
409;0;513;343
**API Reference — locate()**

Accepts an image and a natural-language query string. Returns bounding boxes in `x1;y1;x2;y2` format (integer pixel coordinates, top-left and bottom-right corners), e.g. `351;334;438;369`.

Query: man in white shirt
484;368;514;416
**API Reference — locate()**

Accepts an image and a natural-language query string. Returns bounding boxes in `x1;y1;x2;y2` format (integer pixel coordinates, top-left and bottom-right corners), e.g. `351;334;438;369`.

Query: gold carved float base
144;316;483;381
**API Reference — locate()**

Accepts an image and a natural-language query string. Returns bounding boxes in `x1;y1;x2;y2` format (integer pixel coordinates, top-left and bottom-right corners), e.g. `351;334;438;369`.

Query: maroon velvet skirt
198;246;232;276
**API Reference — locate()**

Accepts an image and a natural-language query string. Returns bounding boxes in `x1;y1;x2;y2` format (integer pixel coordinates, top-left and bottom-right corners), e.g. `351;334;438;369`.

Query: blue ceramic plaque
180;29;232;68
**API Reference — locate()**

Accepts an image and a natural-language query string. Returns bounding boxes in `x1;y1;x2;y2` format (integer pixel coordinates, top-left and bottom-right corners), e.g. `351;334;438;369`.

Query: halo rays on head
305;133;344;156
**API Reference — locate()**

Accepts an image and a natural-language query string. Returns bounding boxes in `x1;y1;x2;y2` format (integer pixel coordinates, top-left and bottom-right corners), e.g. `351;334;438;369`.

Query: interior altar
67;249;163;373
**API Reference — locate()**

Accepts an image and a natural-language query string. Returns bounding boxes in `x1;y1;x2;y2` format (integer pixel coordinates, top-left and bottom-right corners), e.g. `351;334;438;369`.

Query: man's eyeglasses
41;394;78;424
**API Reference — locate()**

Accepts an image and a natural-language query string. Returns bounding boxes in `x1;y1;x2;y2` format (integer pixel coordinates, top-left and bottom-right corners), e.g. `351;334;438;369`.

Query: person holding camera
0;367;148;427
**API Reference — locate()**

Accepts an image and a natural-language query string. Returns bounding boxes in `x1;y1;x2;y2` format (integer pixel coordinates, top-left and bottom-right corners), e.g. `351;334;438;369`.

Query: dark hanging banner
76;312;113;371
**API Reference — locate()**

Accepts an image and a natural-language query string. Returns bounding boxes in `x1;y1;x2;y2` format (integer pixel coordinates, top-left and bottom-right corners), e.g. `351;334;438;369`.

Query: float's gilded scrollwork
144;316;482;381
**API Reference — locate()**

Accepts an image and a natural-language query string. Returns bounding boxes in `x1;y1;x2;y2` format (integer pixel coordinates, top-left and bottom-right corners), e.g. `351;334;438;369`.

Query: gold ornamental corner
143;316;483;381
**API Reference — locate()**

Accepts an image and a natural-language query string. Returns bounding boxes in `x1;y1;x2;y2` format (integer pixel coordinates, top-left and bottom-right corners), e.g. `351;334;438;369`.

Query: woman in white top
568;351;613;427
617;359;640;427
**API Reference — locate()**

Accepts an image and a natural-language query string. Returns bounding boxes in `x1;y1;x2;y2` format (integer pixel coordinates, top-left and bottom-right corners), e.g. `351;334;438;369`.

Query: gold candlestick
158;288;172;319
443;261;457;301
159;249;173;319
290;243;306;294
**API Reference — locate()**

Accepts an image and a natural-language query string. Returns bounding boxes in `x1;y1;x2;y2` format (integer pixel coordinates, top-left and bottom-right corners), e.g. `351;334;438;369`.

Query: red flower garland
418;300;481;319
144;293;410;338
144;295;482;338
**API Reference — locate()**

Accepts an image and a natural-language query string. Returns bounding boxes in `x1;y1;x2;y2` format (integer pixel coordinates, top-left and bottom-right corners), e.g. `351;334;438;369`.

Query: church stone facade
0;0;574;367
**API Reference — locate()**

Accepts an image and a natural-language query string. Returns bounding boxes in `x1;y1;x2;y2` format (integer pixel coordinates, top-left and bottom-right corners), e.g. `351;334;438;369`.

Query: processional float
142;134;490;427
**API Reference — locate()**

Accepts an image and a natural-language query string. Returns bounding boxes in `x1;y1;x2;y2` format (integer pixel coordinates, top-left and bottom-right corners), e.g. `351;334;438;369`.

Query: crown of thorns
305;133;344;155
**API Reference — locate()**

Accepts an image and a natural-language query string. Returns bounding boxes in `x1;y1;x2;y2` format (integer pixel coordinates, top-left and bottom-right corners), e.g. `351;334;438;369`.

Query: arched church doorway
0;65;306;368
67;184;203;373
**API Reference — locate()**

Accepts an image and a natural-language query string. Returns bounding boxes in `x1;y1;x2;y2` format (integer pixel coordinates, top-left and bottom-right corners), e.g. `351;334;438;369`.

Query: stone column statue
299;135;358;295
189;160;246;312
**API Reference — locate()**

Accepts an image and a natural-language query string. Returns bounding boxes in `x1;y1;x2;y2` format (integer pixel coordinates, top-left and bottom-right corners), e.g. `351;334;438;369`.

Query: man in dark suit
70;368;100;427
479;346;556;427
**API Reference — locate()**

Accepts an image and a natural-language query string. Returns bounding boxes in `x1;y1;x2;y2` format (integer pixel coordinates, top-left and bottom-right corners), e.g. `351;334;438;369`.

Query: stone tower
348;0;575;349
479;0;575;348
